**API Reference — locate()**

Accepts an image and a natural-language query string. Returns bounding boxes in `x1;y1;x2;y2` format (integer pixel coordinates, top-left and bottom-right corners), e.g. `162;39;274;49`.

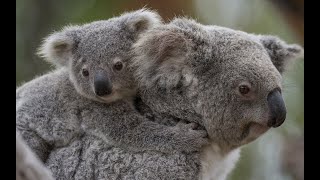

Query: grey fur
16;131;54;180
16;13;303;179
63;17;302;179
16;10;209;180
127;18;303;179
132;18;303;148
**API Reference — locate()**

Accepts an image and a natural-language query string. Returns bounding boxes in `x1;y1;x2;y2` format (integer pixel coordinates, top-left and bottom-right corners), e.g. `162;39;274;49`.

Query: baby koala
16;9;208;162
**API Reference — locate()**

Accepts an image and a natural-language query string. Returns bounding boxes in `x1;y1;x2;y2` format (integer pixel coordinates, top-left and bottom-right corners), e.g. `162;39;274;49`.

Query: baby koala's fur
16;9;209;179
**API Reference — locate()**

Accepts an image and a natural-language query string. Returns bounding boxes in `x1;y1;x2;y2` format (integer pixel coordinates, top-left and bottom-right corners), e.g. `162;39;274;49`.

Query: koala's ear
259;35;304;74
38;26;80;67
125;9;162;35
132;27;193;90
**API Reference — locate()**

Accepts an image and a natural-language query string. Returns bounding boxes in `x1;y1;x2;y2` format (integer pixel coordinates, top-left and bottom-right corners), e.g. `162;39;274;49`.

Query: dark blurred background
16;0;304;179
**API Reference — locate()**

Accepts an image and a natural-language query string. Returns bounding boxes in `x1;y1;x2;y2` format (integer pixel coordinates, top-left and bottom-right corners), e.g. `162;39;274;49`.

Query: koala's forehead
195;26;282;85
219;46;281;84
227;57;281;83
75;21;132;60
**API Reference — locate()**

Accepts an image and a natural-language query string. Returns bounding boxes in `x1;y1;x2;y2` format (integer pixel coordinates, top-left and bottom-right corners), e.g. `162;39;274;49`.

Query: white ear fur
258;35;304;73
37;26;80;67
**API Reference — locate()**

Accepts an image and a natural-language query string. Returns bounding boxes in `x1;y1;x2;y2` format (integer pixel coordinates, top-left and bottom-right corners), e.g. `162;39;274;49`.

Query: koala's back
16;68;83;159
95;146;201;180
44;97;202;180
45;136;85;180
46;133;201;180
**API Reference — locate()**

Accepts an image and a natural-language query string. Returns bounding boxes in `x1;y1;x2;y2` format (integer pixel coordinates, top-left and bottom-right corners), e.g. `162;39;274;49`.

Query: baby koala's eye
113;61;123;71
82;68;89;77
239;85;250;95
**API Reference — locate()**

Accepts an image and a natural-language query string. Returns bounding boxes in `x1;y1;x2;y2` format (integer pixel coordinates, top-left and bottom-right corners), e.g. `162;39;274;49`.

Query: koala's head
38;9;162;103
133;18;303;148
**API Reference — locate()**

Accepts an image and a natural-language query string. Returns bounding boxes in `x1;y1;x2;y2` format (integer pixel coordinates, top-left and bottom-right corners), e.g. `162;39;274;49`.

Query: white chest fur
199;144;241;180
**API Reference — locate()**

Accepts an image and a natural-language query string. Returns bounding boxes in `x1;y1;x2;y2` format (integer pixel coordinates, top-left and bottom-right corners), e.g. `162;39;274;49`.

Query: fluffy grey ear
132;26;194;90
125;9;162;36
37;26;80;67
259;35;304;74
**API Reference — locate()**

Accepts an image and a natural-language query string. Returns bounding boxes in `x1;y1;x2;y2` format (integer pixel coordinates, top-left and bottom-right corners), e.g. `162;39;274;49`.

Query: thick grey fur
16;9;209;180
16;131;54;180
16;9;304;180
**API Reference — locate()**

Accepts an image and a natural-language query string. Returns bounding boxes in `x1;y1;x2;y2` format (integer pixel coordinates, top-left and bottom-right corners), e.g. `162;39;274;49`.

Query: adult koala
78;17;303;180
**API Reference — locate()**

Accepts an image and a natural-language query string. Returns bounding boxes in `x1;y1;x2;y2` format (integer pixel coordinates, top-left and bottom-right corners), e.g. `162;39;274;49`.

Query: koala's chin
241;122;270;145
95;88;138;104
96;91;122;104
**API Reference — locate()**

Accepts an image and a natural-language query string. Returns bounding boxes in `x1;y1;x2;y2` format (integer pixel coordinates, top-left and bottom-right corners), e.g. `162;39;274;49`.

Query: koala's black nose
93;69;112;96
267;89;286;128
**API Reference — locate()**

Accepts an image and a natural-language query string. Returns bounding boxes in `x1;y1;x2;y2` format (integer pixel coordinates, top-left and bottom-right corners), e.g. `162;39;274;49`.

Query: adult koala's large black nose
93;69;112;96
267;89;287;128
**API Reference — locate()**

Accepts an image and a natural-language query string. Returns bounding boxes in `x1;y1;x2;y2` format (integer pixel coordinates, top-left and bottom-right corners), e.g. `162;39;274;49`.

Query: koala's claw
171;121;209;152
176;121;198;130
193;129;208;138
186;122;198;129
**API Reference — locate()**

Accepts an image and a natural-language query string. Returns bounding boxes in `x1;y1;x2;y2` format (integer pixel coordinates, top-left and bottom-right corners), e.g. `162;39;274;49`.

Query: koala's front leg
83;102;209;153
16;107;79;162
122;117;209;153
16;126;52;162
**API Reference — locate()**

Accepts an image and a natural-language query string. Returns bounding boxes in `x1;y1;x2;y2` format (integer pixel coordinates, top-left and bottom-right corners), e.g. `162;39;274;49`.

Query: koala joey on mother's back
16;9;208;164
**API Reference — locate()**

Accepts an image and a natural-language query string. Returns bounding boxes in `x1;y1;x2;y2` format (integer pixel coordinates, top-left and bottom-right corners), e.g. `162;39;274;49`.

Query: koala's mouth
241;122;270;145
96;90;120;103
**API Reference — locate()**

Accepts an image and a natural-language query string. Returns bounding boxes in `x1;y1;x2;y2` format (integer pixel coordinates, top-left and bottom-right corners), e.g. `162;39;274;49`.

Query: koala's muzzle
93;69;112;96
267;89;286;128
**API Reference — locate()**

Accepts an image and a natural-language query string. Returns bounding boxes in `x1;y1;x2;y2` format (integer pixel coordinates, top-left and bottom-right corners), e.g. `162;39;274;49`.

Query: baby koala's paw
172;120;209;152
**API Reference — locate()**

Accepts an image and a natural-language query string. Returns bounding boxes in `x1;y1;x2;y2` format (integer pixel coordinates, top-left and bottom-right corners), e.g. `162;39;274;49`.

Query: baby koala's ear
37;25;80;67
258;35;304;74
125;8;163;35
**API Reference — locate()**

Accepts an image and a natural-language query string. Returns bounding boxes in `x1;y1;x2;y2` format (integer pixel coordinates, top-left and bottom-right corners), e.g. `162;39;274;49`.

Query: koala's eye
113;62;123;71
239;85;250;95
82;68;89;77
